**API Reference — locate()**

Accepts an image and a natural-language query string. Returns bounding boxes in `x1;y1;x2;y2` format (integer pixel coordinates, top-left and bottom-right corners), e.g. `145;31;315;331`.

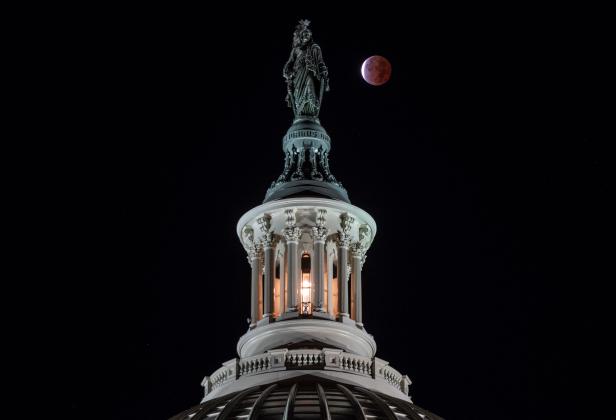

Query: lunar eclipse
361;55;392;86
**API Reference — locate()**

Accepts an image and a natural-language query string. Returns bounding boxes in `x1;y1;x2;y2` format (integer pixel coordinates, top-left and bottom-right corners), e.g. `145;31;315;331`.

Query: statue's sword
318;77;326;109
287;83;296;115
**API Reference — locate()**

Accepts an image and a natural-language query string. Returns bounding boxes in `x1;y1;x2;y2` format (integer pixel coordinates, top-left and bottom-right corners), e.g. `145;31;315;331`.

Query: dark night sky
59;6;610;420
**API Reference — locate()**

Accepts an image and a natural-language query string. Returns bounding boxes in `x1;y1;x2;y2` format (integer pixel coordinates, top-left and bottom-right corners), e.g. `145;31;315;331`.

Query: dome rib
216;385;261;420
353;386;398;420
170;376;445;420
316;383;331;420
248;383;278;420
282;383;297;420
336;383;367;419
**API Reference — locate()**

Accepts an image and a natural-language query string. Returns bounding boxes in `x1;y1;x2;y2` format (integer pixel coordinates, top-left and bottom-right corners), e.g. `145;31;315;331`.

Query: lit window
301;253;312;315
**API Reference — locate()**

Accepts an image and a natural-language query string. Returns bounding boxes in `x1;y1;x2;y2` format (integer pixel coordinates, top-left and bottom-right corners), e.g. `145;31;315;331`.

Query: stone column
257;214;275;320
351;243;365;325
247;244;261;328
283;209;301;312
312;209;328;311
262;233;275;318
337;213;354;319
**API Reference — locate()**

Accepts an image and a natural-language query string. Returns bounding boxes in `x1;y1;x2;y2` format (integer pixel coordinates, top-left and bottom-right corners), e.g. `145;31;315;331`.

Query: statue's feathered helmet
292;19;312;47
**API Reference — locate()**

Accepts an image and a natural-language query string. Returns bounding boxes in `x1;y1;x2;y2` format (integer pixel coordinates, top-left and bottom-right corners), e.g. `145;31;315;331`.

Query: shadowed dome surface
170;376;443;420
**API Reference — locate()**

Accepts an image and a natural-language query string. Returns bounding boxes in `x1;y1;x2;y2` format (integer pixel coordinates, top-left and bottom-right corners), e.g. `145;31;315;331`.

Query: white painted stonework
236;318;377;358
201;348;412;403
236;197;377;248
195;195;417;405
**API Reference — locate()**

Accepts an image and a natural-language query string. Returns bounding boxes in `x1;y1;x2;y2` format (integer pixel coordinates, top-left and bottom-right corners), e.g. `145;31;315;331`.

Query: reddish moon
361;55;392;86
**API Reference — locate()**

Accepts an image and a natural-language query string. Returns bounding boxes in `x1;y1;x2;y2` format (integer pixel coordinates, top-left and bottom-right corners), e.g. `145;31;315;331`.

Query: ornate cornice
236;198;376;243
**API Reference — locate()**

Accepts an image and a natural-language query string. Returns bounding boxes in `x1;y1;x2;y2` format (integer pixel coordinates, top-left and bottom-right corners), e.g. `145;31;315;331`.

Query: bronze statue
283;20;330;119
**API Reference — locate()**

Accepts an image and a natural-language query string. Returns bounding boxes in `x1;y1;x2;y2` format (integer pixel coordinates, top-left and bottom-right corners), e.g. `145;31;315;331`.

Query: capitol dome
171;376;443;420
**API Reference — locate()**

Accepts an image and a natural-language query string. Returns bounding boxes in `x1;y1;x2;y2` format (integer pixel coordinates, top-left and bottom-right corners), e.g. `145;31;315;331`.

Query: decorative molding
237;318;376;358
242;225;255;247
312;226;328;242
284;128;331;144
359;224;372;247
313;208;328;241
236;198;377;244
257;213;272;234
283;208;302;242
350;243;365;259
337;213;355;248
284;227;302;242
340;212;355;234
316;208;327;227
203;349;410;398
284;208;296;227
261;232;276;249
246;239;264;266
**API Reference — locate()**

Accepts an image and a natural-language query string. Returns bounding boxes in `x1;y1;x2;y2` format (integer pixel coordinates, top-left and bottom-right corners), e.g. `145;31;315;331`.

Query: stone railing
208;359;237;391
285;349;325;369
374;357;412;395
238;353;270;376
202;349;408;398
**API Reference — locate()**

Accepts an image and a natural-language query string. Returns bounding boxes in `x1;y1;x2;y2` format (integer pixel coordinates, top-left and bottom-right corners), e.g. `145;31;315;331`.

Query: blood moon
361;55;392;86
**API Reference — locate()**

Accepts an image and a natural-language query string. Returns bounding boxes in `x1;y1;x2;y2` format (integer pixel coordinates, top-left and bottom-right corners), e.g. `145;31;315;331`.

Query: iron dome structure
171;20;443;420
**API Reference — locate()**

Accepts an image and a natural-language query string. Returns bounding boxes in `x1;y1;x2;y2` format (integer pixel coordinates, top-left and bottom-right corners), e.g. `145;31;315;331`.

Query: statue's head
293;19;313;47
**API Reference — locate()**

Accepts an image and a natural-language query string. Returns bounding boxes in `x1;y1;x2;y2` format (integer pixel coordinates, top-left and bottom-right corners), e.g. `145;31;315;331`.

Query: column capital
283;208;302;242
350;242;365;259
337;212;355;248
257;213;272;233
358;224;373;247
339;212;355;234
261;231;277;249
283;226;302;242
337;233;352;248
246;243;263;265
312;225;328;243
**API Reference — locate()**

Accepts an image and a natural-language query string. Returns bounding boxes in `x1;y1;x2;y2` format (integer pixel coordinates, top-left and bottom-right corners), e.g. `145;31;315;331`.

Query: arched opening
332;261;339;316
258;271;264;321
274;260;281;317
300;253;312;315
